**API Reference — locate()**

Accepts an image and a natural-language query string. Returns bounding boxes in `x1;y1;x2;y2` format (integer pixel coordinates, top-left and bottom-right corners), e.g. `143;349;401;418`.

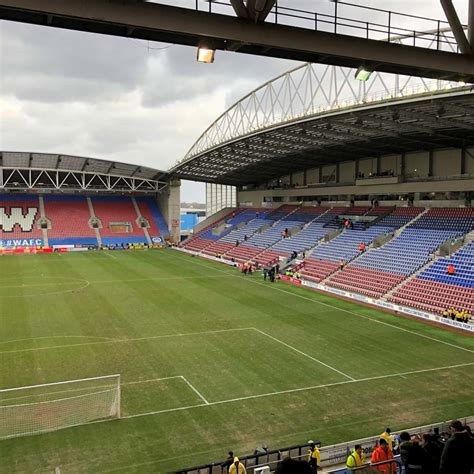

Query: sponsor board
300;279;473;333
151;236;163;244
0;239;43;248
280;275;302;285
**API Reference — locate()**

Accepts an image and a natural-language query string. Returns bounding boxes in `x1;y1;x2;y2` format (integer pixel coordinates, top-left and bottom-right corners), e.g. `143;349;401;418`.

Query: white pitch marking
103;252;117;260
0;327;254;355
253;328;355;381
87;274;236;285
167;250;474;354
122;361;474;420
0;335;119;347
122;376;183;386
180;376;210;405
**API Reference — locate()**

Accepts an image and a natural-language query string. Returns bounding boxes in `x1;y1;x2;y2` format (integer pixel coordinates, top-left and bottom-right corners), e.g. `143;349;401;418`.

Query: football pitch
0;248;473;473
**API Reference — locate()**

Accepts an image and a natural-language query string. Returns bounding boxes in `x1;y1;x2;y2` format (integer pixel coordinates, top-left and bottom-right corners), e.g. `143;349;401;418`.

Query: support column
469;0;474;49
461;147;466;174
428;150;434;177
440;0;471;53
401;153;406;178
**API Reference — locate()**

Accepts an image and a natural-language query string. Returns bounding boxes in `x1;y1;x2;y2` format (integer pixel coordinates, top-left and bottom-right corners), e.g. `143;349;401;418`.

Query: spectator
229;457;247;474
339;259;345;271
421;434;441;474
440;420;474;474
275;457;311;474
380;428;393;450
235;240;239;247
359;242;366;253
447;263;455;275
222;451;234;470
370;438;395;473
307;441;320;474
263;268;268;281
244;234;248;241
346;444;366;471
399;431;425;473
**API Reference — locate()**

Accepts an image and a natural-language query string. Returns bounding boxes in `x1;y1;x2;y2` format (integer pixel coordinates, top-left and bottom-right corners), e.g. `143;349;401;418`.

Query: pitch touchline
122;361;474;420
167;250;474;354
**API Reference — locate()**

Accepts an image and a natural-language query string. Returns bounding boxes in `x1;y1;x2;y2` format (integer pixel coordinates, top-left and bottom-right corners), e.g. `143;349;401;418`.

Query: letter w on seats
0;208;38;232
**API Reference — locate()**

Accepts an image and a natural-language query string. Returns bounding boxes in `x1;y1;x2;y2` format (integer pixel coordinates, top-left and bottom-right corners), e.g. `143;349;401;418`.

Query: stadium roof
0;152;169;180
0;152;170;193
171;64;474;186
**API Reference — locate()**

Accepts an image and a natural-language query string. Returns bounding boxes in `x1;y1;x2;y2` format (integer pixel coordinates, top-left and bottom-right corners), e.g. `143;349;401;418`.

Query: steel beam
1;0;473;82
440;0;471;53
470;0;474;47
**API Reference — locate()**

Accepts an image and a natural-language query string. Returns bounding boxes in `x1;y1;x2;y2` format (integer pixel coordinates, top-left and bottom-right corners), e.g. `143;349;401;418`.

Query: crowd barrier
173;417;473;474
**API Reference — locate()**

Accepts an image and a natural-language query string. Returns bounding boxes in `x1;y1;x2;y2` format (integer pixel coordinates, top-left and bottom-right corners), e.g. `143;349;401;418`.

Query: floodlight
197;47;216;63
355;66;373;81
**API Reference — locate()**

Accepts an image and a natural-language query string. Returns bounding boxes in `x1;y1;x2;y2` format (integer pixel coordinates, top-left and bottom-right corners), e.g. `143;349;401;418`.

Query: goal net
0;374;120;440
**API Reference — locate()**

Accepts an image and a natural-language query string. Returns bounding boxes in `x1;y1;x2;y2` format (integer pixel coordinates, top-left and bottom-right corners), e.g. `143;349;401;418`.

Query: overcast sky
0;0;469;202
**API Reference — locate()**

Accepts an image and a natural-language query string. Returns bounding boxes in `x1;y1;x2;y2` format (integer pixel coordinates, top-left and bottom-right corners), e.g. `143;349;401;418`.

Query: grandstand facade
0;152;180;248
173;65;474;333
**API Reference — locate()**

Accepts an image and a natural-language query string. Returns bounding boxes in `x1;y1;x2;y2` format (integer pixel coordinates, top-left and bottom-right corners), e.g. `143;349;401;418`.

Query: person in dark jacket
222;451;234;470
399;431;425;473
440;420;474;474
421;434;441;474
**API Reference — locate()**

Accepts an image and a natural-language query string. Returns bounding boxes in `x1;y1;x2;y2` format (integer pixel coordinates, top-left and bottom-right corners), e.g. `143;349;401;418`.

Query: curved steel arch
180;66;462;166
176;29;466;169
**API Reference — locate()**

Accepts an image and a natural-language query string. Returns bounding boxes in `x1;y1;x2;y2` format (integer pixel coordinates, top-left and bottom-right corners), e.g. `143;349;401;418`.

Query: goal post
0;374;121;440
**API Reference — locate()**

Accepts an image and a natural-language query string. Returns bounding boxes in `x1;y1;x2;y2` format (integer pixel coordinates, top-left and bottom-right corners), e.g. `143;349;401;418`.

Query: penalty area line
252;328;355;381
121;361;474;420
180;376;210;405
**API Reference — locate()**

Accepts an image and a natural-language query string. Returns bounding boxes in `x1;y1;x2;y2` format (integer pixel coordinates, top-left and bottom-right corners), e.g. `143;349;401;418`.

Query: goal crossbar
0;374;121;440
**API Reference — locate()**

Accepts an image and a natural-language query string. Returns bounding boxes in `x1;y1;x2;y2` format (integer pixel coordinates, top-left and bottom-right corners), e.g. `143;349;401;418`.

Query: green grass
0;248;473;473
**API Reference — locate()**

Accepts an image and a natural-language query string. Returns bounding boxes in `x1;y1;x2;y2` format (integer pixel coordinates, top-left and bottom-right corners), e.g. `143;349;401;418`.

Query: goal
0;374;120;440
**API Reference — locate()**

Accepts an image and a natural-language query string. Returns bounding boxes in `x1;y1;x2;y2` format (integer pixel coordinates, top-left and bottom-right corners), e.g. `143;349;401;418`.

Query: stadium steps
219;206;305;264
394;208;429;236
38;196;49;247
464;230;474;243
87;197;102;247
381;258;435;300
271;207;334;260
131;197;152;245
181;208;242;249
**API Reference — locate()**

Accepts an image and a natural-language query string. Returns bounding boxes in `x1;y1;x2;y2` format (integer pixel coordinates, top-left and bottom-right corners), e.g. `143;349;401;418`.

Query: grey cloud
1;0;467;204
1;22;148;103
140;44;301;107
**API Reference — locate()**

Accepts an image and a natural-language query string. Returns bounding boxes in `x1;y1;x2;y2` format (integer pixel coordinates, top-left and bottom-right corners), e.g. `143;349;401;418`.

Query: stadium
0;1;473;473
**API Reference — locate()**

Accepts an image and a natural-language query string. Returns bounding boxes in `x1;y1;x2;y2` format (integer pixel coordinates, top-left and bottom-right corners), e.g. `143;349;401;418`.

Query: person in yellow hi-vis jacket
308;441;320;473
346;444;367;472
229;457;247;474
